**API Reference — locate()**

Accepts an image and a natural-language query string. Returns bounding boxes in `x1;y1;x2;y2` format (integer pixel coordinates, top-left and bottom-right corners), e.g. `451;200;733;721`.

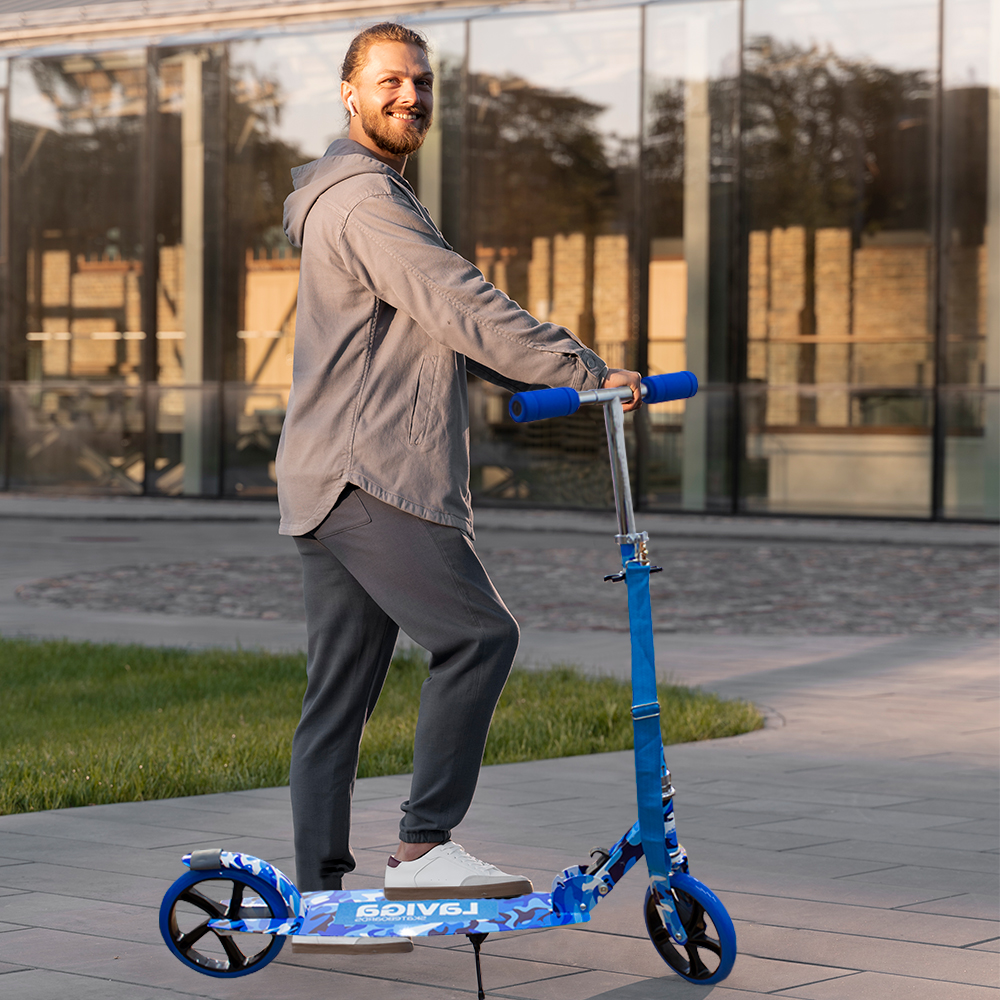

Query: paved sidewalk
0;498;997;998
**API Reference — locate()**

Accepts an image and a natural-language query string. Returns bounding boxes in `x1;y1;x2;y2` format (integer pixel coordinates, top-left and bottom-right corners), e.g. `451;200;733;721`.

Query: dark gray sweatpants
290;487;519;891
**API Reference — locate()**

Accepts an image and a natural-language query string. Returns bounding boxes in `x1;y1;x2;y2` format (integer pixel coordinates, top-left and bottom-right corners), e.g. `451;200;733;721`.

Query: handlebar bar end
509;386;581;423
641;371;698;404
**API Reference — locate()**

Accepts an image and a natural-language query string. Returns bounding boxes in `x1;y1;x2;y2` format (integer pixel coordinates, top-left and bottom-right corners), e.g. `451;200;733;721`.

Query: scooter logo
354;900;480;921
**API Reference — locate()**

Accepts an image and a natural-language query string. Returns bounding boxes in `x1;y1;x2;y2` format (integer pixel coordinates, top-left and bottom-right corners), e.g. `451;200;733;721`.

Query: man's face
351;41;433;157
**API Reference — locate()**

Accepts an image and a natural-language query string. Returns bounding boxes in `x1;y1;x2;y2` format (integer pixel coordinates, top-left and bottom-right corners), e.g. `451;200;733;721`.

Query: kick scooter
158;370;737;993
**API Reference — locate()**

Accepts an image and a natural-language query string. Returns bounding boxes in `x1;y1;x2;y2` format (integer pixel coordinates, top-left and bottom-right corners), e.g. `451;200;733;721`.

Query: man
276;22;642;952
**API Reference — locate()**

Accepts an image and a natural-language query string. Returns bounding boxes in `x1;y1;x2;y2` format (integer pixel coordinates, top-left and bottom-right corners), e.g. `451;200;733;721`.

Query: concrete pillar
181;51;205;496
682;16;710;510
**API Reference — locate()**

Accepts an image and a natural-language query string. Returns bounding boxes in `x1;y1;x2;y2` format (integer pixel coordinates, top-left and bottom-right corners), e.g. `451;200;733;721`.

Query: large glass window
940;0;999;519
0;3;994;520
466;6;641;507
7;49;147;493
741;0;939;517
643;0;741;511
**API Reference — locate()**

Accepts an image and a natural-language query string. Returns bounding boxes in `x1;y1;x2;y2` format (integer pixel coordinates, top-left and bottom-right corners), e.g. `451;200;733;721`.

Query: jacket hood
283;138;408;248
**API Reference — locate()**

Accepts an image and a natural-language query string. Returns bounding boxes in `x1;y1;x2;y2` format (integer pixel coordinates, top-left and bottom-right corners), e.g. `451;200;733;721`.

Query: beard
359;101;432;157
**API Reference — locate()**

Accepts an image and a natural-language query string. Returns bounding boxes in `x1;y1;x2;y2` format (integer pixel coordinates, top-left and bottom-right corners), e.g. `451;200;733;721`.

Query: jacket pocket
314;489;372;540
408;354;439;449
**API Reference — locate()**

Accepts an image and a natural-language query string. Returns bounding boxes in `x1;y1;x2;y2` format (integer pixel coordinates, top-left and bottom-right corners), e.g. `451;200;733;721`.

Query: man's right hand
602;369;643;412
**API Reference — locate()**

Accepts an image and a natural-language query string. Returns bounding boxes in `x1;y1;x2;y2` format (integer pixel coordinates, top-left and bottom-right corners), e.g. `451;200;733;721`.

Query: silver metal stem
604;397;636;538
578;383;651;406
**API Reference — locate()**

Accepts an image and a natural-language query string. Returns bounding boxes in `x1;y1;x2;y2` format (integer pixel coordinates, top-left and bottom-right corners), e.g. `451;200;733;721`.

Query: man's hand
602;369;643;412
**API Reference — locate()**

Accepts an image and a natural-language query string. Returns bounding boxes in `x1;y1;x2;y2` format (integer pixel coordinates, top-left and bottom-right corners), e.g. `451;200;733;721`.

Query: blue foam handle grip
641;371;698;403
509;386;581;423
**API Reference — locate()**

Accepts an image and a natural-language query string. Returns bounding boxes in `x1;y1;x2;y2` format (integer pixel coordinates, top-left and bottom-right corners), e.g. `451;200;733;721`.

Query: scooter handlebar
509;371;698;423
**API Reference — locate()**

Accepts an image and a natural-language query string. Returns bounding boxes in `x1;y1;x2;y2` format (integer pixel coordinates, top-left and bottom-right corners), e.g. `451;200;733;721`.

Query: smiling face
342;41;434;165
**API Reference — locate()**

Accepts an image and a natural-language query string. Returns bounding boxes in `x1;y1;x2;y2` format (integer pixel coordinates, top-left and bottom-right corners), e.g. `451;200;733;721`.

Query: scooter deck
207;887;590;939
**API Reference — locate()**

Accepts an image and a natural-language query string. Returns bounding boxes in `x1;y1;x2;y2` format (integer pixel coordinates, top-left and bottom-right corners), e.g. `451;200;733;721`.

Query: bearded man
277;21;641;954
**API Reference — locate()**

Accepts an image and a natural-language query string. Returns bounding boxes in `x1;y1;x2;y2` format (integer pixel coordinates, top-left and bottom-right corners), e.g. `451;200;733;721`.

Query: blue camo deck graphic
208;889;589;937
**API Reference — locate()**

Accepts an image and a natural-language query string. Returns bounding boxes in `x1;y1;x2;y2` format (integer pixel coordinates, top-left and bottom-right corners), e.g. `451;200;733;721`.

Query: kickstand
467;932;489;999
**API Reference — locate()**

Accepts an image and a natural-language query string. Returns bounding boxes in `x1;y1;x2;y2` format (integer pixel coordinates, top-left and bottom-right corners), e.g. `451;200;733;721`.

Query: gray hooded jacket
276;139;608;538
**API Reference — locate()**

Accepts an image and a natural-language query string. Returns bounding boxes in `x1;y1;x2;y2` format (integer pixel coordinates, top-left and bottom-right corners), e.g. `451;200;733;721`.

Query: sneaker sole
383;879;534;901
292;938;413;954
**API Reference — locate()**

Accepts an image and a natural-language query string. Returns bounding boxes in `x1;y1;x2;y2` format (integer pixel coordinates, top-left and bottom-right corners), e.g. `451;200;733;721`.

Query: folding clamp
630;702;661;721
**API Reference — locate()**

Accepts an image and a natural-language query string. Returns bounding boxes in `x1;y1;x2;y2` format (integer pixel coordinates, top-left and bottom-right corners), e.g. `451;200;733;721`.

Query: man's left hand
602;369;643;412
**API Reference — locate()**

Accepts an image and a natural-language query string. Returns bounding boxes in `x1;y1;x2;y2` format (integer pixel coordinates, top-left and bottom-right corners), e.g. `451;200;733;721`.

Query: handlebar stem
604;396;638;540
579;384;643;406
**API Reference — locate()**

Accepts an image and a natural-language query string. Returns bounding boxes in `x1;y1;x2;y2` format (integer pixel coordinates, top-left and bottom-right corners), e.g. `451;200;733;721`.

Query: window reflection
6;52;148;493
467;7;640;506
10;52;147;385
741;0;939;516
223;32;352;495
644;0;740;511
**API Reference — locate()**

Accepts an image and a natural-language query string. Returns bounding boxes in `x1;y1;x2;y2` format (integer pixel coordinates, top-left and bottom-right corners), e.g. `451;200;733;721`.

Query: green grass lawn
0;638;763;815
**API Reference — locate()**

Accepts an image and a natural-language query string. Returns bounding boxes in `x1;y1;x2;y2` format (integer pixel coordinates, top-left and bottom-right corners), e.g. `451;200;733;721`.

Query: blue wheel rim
644;872;737;984
159;867;287;978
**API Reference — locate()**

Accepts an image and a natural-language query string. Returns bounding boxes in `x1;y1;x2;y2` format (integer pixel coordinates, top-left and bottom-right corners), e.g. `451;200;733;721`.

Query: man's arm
330;191;615;394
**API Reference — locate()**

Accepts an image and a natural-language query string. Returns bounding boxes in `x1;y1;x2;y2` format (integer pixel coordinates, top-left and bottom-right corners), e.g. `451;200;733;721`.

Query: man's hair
341;22;429;82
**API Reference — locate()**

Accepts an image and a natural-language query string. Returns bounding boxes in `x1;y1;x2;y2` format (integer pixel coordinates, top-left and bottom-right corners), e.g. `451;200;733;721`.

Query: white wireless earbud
348;97;358;117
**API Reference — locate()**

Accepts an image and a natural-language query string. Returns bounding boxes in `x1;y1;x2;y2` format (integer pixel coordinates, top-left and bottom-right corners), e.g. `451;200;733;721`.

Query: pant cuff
398;830;451;844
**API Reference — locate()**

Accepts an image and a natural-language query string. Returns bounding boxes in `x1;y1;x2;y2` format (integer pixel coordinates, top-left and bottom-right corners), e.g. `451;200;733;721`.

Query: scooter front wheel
160;868;287;978
643;872;736;984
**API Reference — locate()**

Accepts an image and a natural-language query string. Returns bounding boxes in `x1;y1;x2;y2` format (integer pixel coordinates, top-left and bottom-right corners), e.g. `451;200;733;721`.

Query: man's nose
396;79;419;105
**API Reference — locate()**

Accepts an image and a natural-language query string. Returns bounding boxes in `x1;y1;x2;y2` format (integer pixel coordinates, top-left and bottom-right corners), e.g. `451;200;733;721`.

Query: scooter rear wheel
160;868;287;978
643;872;736;984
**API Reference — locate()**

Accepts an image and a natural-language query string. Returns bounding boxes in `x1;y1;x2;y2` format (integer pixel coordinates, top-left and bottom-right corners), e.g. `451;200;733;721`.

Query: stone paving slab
773;973;1000;1000
0;969;186;1000
721;892;992;946
900;895;999;921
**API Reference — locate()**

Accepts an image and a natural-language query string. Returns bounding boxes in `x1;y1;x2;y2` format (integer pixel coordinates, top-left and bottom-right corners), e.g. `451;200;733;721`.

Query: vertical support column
682;19;710;510
181;51;204;496
931;0;947;519
1;68;11;490
141;47;160;495
418;50;442;227
634;3;651;510
984;12;1000;518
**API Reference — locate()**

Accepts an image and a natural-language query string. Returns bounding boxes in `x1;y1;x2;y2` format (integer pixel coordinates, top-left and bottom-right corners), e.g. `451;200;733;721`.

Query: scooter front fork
552;778;689;942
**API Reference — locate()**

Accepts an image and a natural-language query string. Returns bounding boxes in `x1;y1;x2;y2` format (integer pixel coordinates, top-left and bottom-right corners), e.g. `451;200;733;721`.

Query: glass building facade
0;0;996;520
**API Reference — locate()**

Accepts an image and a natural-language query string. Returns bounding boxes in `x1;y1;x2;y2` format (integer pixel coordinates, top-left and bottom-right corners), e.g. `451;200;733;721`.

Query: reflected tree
227;64;307;252
469;71;628;248
743;36;933;235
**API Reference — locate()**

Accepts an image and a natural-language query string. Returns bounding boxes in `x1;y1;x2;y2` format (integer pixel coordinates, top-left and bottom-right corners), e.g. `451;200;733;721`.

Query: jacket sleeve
465;358;547;394
327;189;610;392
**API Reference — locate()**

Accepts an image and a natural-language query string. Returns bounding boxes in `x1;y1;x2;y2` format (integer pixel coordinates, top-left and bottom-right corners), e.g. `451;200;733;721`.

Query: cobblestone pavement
15;539;999;636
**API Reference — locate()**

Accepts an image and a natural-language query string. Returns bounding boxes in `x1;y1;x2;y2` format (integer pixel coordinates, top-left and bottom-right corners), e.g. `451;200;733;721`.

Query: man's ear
340;81;358;118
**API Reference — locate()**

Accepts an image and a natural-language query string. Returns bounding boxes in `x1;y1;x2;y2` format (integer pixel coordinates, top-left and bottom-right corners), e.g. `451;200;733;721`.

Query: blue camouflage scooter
158;371;738;995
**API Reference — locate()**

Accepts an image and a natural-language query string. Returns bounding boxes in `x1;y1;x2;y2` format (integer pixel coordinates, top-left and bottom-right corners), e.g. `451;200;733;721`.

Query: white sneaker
292;934;412;954
383;841;533;901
